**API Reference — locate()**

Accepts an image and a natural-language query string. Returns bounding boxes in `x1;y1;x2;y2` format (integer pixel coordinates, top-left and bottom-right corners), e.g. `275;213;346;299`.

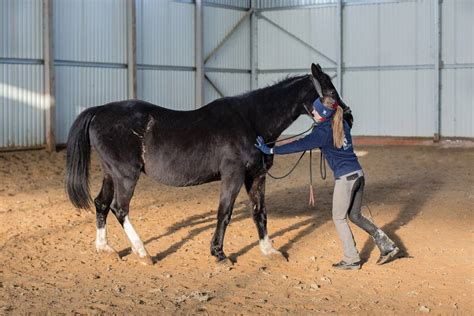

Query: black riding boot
373;229;400;265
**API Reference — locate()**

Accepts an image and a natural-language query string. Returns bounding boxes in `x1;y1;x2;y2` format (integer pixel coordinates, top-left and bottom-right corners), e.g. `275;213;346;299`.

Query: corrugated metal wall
53;0;128;144
257;4;337;135
1;0;472;149
136;0;195;109
342;0;435;137
256;0;473;138
203;5;251;104
0;0;45;148
440;0;473;137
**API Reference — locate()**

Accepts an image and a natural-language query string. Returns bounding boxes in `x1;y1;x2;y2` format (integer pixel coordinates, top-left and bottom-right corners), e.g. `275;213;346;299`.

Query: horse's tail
66;106;100;209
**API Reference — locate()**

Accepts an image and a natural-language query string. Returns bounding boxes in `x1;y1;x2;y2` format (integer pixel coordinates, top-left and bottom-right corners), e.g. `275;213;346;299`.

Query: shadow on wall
118;171;442;262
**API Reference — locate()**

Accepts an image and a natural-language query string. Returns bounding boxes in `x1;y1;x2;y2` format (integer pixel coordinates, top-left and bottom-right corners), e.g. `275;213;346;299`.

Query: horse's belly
144;155;220;187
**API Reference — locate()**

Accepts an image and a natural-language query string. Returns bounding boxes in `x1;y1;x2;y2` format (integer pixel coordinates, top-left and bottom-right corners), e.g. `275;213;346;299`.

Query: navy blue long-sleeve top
274;120;362;178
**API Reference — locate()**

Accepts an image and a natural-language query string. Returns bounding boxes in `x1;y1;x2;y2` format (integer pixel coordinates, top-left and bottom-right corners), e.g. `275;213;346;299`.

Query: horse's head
310;63;353;127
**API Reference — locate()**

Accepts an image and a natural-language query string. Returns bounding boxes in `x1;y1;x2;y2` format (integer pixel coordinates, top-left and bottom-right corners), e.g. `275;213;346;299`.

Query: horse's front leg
210;167;244;263
245;173;286;260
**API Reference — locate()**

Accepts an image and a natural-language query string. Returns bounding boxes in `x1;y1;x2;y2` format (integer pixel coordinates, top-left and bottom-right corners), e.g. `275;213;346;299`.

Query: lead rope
309;150;315;206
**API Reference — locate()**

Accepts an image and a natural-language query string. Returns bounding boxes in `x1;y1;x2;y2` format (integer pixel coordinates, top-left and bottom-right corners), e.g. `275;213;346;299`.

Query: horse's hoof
266;250;288;262
96;245;120;260
216;257;233;267
138;254;154;266
96;244;117;253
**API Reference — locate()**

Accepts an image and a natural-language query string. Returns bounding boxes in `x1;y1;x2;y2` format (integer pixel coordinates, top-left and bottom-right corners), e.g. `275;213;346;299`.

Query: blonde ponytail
320;96;345;148
331;105;344;148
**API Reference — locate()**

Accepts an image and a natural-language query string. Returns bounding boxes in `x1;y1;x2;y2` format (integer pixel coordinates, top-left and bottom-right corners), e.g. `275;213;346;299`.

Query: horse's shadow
119;173;441;263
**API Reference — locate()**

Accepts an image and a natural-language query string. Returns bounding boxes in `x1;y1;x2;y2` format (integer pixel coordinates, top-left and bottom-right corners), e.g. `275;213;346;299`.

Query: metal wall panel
204;72;251;104
257;0;413;10
0;0;43;59
442;0;473;65
0;64;45;147
258;0;336;9
136;0;194;66
205;0;250;9
258;6;337;70
54;0;127;63
55;66;128;144
137;69;195;110
204;6;250;69
440;0;474;137
343;69;434;137
343;0;432;67
440;68;474;137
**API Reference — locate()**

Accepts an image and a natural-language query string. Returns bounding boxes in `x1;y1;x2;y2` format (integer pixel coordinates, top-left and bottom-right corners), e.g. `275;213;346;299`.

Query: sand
1;144;473;314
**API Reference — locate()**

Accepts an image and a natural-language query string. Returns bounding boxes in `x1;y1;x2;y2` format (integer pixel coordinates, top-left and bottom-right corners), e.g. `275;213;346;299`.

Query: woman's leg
348;176;399;264
332;177;361;264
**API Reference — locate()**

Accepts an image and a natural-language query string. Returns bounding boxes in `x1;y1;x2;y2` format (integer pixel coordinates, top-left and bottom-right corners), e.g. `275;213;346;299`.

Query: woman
255;96;400;270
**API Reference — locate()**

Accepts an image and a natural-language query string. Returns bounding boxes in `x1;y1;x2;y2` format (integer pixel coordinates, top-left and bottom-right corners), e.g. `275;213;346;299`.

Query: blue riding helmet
313;98;335;120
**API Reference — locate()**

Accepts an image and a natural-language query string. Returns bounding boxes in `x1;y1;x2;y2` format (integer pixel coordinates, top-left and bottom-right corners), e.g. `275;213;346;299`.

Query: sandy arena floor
0;144;473;314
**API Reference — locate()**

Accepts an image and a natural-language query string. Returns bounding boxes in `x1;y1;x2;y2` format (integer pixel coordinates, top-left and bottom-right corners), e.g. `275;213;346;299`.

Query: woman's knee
348;211;363;225
332;213;347;223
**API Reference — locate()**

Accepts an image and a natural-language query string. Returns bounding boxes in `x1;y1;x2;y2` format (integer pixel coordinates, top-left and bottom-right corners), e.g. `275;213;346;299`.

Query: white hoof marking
259;235;280;256
123;216;149;258
95;227;116;253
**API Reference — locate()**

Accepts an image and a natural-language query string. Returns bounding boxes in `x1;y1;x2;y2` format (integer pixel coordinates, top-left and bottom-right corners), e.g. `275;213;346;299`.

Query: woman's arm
273;127;328;155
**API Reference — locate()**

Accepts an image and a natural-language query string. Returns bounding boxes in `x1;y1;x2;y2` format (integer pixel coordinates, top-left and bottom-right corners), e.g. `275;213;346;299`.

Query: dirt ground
0;143;473;314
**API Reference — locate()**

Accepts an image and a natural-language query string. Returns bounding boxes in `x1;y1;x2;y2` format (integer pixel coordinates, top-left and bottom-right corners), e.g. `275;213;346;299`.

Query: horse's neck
253;76;313;143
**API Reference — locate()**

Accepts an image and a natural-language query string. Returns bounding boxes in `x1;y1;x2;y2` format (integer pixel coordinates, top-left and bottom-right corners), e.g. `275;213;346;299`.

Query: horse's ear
311;76;323;97
311;63;323;77
311;63;319;77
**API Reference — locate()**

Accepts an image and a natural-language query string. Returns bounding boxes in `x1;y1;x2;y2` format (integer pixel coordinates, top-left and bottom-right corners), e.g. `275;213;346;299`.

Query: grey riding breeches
332;170;379;263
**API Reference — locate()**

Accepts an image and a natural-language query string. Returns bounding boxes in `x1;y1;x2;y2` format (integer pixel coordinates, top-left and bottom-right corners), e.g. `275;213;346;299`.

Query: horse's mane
236;74;309;99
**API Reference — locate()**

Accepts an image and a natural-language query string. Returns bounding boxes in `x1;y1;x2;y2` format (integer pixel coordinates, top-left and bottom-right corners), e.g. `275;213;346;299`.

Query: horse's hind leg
94;174;116;254
245;174;285;260
110;175;153;265
210;167;245;262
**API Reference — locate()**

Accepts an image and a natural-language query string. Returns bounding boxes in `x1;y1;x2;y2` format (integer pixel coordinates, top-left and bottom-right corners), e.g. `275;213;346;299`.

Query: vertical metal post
250;0;258;90
127;0;137;99
336;0;343;96
43;0;56;152
195;0;204;107
433;0;442;142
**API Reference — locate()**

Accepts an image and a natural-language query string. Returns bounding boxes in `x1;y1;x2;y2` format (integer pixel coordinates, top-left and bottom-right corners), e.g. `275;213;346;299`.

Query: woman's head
312;97;336;122
312;96;345;149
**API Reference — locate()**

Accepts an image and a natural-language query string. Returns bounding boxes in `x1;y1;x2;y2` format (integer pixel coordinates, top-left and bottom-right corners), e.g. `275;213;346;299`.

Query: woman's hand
254;136;273;155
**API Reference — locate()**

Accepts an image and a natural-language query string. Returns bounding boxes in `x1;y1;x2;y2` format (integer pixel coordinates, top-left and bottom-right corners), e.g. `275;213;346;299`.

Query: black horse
66;63;352;265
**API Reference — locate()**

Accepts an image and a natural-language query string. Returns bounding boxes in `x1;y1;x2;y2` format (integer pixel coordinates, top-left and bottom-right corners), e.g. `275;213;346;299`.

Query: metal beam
204;74;225;98
433;0;441;142
258;67;336;74
55;60;127;69
127;0;137;99
205;67;250;73
250;0;258;90
256;0;407;12
195;0;204;107
43;0;55;152
203;2;249;12
336;0;343;95
0;58;43;65
257;13;336;65
204;9;253;65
